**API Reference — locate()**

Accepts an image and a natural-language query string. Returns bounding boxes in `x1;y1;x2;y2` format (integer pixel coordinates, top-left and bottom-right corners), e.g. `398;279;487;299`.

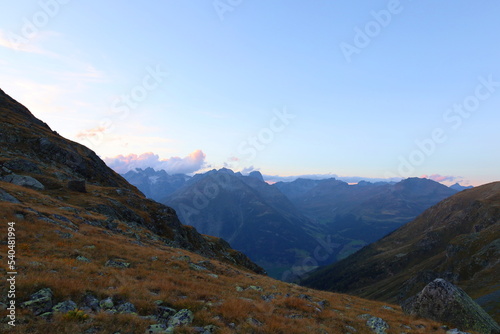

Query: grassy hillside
302;182;500;323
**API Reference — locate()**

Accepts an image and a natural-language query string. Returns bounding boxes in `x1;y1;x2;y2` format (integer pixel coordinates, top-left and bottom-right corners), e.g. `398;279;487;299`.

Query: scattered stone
261;294;277;302
345;325;357;333
235;286;244;292
67;180;86;193
207;273;218;278
446;329;471;334
145;324;170;334
20;288;53;315
298;294;313;301
55;230;73;239
402;278;500;334
29;261;44;267
167;309;194;328
317;300;330;308
193;325;218;334
357;314;372;320
172;255;190;262
99;297;114;310
3;174;44;190
105;259;131;268
203;325;218;333
286;314;304;319
39;312;53;319
156;306;177;323
366;316;389;334
82;293;100;312
247;317;263;326
59;206;79;213
189;263;208;271
0;188;20;203
76;255;91;263
381;305;395;310
52;300;77;313
117;302;137;314
247;285;263;292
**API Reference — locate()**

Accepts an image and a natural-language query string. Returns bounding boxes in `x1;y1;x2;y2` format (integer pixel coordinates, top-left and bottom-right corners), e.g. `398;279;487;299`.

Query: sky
1;1;499;186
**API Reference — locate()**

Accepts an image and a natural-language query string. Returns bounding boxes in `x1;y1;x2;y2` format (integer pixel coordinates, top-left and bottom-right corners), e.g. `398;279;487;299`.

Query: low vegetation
0;192;455;333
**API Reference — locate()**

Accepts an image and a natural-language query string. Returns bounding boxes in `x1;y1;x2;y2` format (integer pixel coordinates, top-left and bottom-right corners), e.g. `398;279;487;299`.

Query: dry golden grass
0;184;466;334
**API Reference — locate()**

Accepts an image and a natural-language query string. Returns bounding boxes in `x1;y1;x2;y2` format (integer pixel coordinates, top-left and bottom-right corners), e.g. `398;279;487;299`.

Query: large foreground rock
402;279;500;334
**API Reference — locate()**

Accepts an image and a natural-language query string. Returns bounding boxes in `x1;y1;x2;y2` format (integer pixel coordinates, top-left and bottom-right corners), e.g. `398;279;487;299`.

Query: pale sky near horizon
1;1;499;186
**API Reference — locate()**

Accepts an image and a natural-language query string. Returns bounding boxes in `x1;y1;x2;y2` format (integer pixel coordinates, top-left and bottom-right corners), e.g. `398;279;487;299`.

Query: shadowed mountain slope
164;169;332;279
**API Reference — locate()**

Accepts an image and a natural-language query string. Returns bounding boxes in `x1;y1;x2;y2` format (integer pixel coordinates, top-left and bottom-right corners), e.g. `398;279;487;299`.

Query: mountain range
124;167;462;280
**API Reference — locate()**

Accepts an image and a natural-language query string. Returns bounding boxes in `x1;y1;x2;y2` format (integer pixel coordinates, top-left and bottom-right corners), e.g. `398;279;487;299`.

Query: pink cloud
420;174;461;183
76;126;107;139
104;150;206;175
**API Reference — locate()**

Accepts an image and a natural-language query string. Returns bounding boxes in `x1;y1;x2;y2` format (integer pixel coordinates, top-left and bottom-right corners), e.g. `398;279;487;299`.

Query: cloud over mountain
420;174;462;184
105;150;206;174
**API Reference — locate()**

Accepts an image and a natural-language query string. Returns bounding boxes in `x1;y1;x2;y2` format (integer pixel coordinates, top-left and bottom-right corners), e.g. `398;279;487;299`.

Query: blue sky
1;1;499;186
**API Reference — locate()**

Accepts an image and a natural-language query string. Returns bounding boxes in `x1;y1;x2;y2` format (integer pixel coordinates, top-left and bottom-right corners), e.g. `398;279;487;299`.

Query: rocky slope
301;182;500;322
0;88;263;274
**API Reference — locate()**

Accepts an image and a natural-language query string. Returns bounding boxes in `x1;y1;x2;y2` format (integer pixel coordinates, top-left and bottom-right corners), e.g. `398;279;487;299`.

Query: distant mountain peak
449;182;474;191
248;170;264;182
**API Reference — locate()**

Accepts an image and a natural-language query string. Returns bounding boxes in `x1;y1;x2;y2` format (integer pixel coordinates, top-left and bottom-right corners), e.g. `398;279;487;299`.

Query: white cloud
104;150;206;175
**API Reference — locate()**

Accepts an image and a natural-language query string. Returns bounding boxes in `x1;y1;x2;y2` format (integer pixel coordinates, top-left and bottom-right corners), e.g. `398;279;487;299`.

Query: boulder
0;189;20;203
68;180;87;193
52;300;77;313
366;316;389;334
145;324;171;334
167;309;194;327
105;259;131;268
81;293;101;312
156;306;177;323
402;279;500;334
117;302;137;314
99;297;114;310
20;288;53;315
3;174;44;190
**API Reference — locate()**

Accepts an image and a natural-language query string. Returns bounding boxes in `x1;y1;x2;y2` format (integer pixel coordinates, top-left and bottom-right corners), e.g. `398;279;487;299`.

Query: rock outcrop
402;279;500;334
